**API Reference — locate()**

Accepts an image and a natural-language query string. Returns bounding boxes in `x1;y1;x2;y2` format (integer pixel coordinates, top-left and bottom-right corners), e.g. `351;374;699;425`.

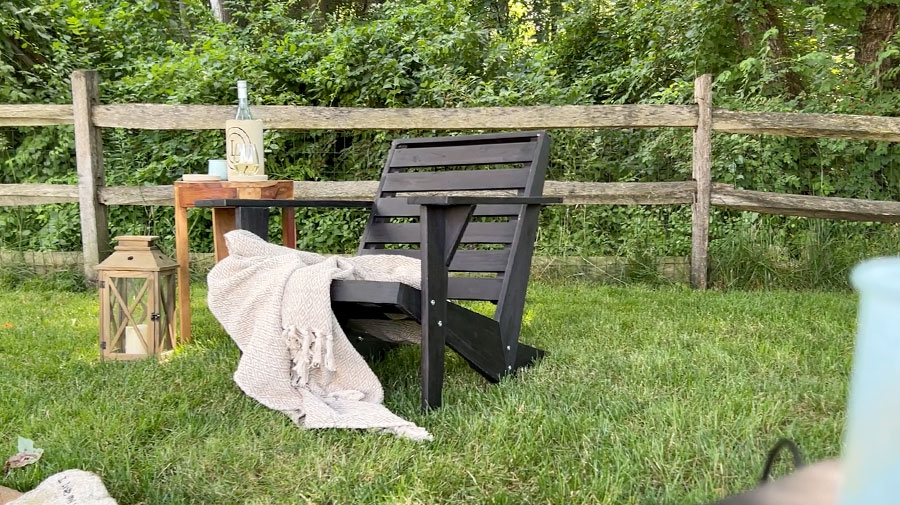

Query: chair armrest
405;196;561;206
194;198;372;208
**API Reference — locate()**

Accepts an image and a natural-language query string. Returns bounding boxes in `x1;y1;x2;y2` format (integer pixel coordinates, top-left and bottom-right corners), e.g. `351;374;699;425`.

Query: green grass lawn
0;283;854;504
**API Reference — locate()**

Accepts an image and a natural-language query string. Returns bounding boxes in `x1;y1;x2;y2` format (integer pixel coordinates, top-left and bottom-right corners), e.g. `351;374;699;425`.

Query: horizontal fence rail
0;104;74;126
0;183;79;205
711;184;900;222
2;70;900;287
0;181;697;206
8;103;900;140
3;181;899;223
92;104;700;130
712;110;900;142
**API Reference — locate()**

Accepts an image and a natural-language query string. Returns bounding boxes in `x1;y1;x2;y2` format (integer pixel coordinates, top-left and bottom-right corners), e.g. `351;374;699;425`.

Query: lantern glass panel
157;272;176;353
106;274;153;356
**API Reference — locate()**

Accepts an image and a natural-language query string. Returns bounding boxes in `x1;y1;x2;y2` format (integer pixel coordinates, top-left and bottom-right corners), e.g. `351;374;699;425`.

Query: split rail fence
3;70;900;287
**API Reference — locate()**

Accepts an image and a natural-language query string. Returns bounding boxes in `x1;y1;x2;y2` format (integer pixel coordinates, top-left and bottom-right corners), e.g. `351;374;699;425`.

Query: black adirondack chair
196;131;559;410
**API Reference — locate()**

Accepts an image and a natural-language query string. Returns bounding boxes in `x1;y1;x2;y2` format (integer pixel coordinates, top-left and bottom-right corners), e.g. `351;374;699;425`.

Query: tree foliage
2;0;900;266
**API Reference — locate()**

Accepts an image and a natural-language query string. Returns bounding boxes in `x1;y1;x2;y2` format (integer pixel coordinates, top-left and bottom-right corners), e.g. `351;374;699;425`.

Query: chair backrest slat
365;222;517;245
358;131;550;319
374;198;521;217
362;249;511;273
381;168;529;193
389;141;538;168
448;277;502;302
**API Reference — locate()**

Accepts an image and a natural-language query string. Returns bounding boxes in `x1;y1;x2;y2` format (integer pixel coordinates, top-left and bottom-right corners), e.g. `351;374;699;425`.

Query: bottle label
225;119;265;179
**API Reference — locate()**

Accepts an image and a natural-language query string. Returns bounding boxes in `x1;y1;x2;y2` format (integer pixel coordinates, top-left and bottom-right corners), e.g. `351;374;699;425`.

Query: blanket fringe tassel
284;325;336;385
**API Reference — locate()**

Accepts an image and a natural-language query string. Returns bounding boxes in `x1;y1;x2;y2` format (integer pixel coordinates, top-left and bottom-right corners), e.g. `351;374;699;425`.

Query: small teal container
207;159;227;180
839;257;900;505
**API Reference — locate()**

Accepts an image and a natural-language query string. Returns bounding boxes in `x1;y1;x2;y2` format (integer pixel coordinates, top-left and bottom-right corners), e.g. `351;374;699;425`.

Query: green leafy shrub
4;0;900;290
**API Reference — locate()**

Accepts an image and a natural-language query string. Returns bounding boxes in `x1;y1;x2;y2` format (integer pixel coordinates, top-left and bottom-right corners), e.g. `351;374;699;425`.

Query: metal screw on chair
437;320;442;327
508;365;513;370
506;345;511;350
430;299;435;306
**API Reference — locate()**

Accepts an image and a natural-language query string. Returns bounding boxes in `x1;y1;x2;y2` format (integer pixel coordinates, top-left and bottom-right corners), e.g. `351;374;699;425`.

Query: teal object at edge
839;257;900;505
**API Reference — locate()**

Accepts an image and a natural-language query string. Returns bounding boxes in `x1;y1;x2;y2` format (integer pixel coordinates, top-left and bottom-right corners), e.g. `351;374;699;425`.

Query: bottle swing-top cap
234;80;253;120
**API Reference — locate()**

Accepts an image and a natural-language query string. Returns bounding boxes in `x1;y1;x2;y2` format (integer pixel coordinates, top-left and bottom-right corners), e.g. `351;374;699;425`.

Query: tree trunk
759;2;803;96
856;3;899;87
210;0;230;23
733;17;755;54
494;0;509;29
176;0;192;41
731;0;802;96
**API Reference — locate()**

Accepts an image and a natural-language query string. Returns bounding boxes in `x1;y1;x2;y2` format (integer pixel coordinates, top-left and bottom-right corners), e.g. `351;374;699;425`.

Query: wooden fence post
72;70;109;282
691;74;713;289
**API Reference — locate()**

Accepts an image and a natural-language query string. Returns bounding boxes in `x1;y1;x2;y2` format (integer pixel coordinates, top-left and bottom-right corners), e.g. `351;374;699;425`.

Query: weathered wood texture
0;179;692;207
91;104;699;130
0;184;79;206
99;185;175;205
691;75;713;289
711;183;900;223
0;104;73;126
8;100;900;141
6;181;900;224
72;70;109;281
713;109;900;141
0;181;696;207
99;181;294;205
297;180;694;205
87;103;900;140
544;181;694;205
9;98;900;141
292;181;378;201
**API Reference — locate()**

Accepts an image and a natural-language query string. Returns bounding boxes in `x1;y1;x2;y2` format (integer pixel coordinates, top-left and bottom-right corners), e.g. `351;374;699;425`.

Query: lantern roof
96;235;178;272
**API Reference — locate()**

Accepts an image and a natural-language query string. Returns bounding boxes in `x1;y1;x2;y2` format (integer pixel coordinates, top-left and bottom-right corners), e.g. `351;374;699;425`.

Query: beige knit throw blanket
207;230;432;441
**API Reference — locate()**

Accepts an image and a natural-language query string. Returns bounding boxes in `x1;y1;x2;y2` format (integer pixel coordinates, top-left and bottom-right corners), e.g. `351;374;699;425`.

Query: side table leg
212;208;236;262
174;196;191;345
282;208;296;249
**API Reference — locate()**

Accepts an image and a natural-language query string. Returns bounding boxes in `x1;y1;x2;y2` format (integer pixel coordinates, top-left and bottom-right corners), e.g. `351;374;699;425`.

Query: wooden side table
173;180;295;344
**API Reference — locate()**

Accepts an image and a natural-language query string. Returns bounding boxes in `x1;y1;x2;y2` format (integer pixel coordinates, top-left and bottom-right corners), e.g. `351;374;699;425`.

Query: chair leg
420;205;449;411
513;343;546;370
236;207;269;240
420;324;445;411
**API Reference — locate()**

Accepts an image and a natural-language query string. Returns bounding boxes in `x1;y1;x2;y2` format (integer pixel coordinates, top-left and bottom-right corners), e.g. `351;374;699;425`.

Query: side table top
174;179;294;188
174;180;294;207
194;198;372;208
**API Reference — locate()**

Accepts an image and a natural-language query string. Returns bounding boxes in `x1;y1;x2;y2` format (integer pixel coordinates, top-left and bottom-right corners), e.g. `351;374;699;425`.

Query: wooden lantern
97;236;178;360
